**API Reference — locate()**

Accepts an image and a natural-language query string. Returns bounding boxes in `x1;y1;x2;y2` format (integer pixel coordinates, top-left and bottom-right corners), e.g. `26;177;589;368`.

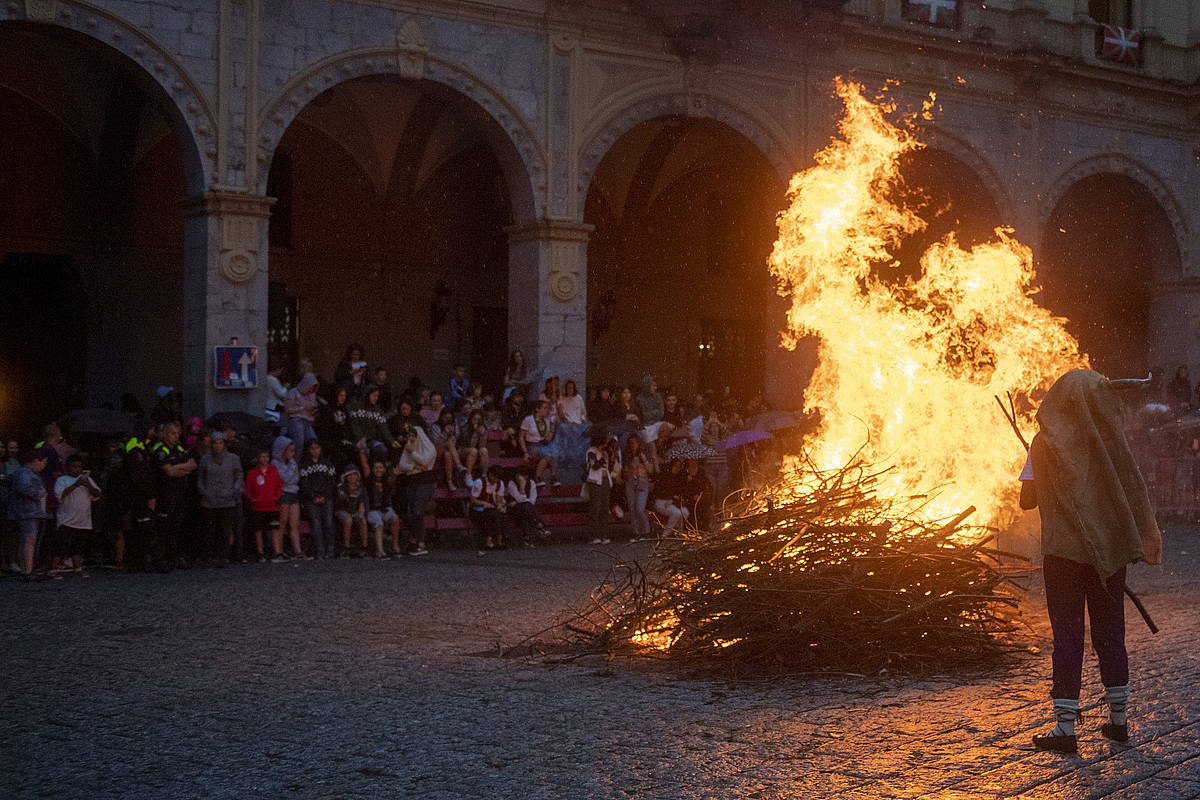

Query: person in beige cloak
1018;369;1163;754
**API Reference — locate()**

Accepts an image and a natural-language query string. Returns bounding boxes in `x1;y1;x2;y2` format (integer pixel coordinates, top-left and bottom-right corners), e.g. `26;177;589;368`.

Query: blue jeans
305;501;335;557
625;475;652;539
286;417;316;448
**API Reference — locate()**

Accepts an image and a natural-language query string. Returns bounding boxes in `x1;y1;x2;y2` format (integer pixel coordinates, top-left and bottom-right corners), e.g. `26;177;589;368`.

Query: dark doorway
698;318;764;398
471;307;507;397
268;281;301;380
0;253;86;433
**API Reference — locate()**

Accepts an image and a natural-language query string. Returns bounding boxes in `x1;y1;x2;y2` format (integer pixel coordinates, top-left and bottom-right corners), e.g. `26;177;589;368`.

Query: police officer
121;426;158;571
152;421;196;570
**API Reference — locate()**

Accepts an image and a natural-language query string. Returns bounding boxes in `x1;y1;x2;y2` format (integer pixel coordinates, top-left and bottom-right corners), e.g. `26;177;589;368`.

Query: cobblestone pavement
3;526;1199;800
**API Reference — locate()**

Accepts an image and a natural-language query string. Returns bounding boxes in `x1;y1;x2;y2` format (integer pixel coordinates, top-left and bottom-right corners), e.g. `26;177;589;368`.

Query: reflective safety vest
125;437;145;453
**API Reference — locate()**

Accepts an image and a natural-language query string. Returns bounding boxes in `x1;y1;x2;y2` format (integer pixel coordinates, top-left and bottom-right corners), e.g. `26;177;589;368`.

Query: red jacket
244;465;283;512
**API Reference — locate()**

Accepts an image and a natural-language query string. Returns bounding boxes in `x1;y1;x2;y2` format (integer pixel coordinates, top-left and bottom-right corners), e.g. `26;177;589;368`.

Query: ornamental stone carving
396;17;427;80
506;220;594;304
183;192;275;285
24;0;57;22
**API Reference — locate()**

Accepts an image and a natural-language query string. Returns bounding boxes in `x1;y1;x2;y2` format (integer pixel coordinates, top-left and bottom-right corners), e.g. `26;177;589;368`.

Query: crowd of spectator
0;344;794;581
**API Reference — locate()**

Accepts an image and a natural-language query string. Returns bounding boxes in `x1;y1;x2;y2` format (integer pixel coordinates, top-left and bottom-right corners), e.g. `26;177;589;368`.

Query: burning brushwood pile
569;460;1029;676
566;79;1093;675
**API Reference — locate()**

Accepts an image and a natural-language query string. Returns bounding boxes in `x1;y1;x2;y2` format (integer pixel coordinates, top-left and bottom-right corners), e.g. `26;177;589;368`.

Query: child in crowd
350;385;397;476
244;448;282;562
519;400;559;486
448;364;471;410
53;454;100;575
335;467;367;557
299;439;337;559
433;409;465;489
469;465;507;555
459;411;490;479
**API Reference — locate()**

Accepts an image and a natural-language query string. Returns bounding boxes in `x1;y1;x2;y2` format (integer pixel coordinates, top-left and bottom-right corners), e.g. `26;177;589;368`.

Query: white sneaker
589;538;603;545
412;547;429;556
601;538;611;544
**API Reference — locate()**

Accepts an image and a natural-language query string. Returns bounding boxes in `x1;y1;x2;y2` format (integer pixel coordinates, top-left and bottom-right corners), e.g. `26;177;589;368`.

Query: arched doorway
1041;173;1180;376
584;116;784;402
0;23;192;434
266;76;517;394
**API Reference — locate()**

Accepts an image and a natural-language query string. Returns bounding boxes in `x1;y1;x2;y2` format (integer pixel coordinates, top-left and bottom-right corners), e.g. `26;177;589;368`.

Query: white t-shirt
54;474;100;529
558;394;587;424
520;414;548;445
507;479;537;505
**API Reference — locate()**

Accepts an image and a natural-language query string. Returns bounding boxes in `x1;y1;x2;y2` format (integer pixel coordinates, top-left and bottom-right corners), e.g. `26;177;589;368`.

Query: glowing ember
770;79;1086;527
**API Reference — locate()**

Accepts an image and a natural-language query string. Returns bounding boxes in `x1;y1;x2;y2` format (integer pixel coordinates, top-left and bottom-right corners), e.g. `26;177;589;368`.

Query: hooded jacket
1030;369;1163;578
349;395;391;445
270;436;300;495
197;449;244;509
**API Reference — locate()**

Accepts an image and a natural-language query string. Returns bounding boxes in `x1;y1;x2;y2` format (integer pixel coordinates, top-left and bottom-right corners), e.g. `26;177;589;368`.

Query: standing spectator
420;391;446;427
469;466;507;554
196;432;242;566
519;400;559;486
503;349;527;402
635;376;665;427
506;467;549;546
316;386;355;470
623;435;655;542
153;421;197;570
183;417;205;450
333;343;365;388
585;435;617;545
1;438;20;573
272;436;306;561
299;440;337;559
448;364;471;411
1168;365;1191;415
680;458;713;531
364;460;400;558
244;447;282;562
121;429;159;571
284;370;320;447
395;426;436;556
335;466;368;557
35;423;67;512
372;366;395;415
350;385;398;475
264;364;288;423
10;448;48;580
52;455;100;575
150;386;183;428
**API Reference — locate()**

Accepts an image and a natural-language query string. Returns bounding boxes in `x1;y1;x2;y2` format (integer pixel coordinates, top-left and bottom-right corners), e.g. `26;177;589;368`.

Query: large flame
770;79;1086;527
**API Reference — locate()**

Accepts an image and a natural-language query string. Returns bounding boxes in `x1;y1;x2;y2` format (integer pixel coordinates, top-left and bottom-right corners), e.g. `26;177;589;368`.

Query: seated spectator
469;466;507;554
335;467;368;558
662;392;684;428
244;447;282;563
197;432;242;566
389;398;427;439
459;411;490;480
431;409;465;489
506;467;549;546
652;459;688;537
317;386;356;470
519;400;559;486
350;385;398;476
420;391;446;427
299;440;337;559
264;364;287;422
284;368;319;447
551;379;590;467
448;364;471;411
500;392;528;456
364;459;400;558
540;376;562;422
458;382;489;427
11;448;48;580
53;454;100;575
503;349;527;402
588;385;617;424
372;366;394;415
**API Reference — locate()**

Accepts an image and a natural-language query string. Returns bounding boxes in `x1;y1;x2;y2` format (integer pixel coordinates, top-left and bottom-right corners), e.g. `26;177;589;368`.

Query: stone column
506;220;594;391
181;190;274;418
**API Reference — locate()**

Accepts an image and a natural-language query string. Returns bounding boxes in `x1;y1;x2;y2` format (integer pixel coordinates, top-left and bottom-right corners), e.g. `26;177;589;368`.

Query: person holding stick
1017;369;1162;754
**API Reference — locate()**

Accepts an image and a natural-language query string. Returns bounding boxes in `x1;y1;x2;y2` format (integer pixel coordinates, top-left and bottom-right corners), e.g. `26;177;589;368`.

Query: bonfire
571;79;1089;675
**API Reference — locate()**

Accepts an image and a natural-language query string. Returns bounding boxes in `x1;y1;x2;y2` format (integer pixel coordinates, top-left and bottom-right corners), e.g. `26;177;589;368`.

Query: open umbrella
59;408;135;436
206;411;269;434
720;429;772;450
665;440;719;461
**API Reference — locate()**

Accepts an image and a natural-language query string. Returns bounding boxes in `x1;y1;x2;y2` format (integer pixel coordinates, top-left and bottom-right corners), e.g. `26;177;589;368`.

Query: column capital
181;190;276;219
504;219;594;244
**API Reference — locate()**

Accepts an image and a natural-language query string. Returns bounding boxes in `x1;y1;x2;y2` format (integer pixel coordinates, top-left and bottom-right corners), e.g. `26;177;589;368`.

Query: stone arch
1043;153;1189;269
912;126;1015;227
578;87;796;209
0;5;214;193
256;48;545;224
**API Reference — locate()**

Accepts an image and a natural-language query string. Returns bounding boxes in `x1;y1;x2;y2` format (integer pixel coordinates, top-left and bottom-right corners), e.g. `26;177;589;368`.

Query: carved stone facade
1;0;1196;413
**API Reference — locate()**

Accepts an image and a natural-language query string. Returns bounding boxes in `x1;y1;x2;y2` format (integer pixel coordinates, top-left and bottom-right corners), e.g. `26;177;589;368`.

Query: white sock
1049;698;1080;737
1105;685;1129;726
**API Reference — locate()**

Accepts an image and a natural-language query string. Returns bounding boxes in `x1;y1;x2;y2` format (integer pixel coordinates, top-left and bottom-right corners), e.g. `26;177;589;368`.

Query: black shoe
1101;723;1129;742
1032;734;1077;754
